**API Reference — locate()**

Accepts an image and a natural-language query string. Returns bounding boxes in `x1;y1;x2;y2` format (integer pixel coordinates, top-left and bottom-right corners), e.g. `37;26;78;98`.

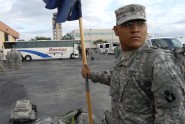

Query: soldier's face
114;19;147;51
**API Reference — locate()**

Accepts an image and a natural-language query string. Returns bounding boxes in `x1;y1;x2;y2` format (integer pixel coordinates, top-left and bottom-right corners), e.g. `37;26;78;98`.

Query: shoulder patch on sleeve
162;90;176;103
155;85;183;109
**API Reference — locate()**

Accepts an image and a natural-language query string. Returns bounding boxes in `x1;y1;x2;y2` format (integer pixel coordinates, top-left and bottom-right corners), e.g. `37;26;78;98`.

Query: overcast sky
0;0;185;40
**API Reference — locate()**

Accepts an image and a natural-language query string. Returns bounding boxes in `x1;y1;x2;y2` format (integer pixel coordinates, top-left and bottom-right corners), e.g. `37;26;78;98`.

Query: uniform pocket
110;73;120;101
109;67;126;101
119;72;152;113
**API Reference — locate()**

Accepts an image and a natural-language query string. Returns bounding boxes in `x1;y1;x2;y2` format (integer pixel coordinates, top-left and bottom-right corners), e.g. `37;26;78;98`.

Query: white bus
2;40;80;61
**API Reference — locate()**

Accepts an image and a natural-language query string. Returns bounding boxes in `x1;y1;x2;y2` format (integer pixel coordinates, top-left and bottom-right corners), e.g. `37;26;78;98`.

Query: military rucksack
33;108;98;124
138;46;185;100
173;47;185;79
10;100;37;122
33;116;65;124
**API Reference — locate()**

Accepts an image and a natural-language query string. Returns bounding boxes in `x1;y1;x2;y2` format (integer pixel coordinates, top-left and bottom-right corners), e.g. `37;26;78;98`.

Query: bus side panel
19;48;50;60
18;47;79;60
19;48;68;60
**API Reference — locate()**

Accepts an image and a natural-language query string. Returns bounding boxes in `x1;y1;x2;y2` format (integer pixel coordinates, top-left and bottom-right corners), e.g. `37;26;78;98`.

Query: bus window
46;41;57;47
57;41;66;47
15;42;26;48
66;42;73;47
26;42;37;48
4;42;14;49
37;42;47;48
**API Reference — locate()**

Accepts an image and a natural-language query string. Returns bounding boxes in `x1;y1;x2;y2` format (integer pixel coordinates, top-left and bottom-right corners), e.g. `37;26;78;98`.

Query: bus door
73;43;79;58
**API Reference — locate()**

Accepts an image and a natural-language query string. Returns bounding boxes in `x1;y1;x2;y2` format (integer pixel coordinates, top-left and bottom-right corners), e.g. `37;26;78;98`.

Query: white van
103;43;109;54
108;42;119;54
146;37;183;50
97;44;104;53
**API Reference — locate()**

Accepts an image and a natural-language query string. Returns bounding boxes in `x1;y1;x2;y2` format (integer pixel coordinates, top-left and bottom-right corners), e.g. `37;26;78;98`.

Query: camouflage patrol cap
115;4;146;25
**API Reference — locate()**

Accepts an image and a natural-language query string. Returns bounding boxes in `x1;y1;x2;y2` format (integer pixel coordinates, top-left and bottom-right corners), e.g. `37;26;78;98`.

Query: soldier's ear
113;26;118;36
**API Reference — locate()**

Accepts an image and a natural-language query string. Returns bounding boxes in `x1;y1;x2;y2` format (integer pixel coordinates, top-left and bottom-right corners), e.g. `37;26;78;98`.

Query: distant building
0;21;19;48
52;13;62;40
70;29;119;48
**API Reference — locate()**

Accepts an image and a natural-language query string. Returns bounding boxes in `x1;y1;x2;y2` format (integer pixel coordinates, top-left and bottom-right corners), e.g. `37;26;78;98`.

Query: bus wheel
25;55;32;61
70;53;75;59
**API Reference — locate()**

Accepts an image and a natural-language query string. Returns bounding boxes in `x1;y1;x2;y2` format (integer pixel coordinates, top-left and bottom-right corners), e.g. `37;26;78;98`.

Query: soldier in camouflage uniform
82;4;185;124
114;44;121;59
12;49;19;69
17;51;22;69
6;51;11;69
10;49;15;69
0;50;5;72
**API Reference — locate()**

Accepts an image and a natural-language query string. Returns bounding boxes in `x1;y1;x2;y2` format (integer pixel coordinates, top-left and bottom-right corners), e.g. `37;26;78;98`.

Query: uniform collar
115;43;148;67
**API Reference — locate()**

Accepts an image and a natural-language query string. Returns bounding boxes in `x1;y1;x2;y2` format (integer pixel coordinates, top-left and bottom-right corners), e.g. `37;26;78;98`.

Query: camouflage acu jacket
91;45;185;124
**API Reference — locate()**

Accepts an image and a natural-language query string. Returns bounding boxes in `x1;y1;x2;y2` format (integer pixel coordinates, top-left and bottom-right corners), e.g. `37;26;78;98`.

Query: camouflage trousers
0;61;5;72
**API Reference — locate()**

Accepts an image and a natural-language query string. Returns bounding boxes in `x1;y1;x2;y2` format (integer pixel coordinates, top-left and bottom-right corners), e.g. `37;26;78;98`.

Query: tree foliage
62;33;75;40
93;39;108;45
34;36;51;40
17;39;25;41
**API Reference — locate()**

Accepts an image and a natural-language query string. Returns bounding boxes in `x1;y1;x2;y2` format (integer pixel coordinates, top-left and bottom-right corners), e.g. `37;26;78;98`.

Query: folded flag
43;0;82;23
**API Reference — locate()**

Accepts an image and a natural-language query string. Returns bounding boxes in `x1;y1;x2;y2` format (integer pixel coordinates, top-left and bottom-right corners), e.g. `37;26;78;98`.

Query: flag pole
79;17;93;124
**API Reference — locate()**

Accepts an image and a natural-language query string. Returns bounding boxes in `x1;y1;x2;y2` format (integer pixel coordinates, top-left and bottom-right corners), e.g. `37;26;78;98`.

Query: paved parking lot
0;54;115;124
